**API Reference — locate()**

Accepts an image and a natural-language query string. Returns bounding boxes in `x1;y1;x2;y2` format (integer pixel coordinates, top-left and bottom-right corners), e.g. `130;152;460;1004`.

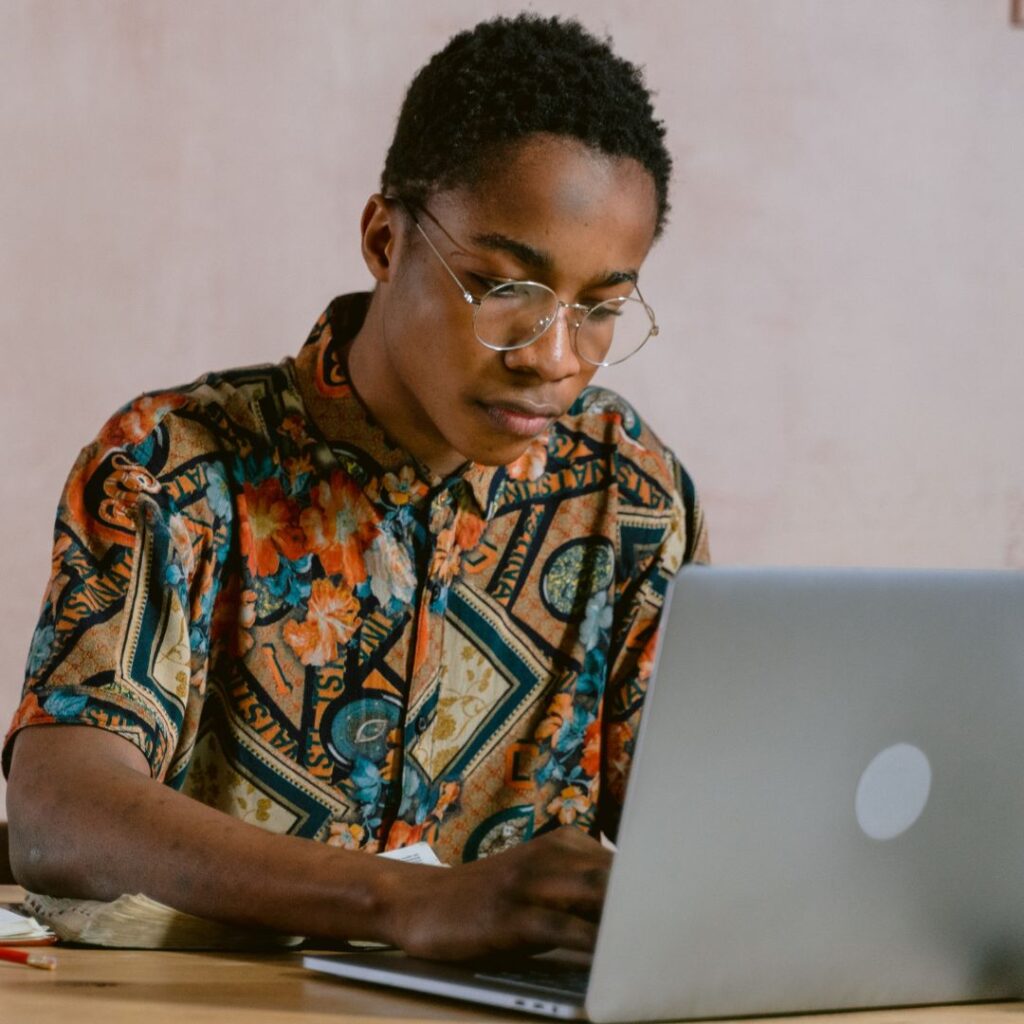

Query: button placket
409;488;454;707
401;479;492;828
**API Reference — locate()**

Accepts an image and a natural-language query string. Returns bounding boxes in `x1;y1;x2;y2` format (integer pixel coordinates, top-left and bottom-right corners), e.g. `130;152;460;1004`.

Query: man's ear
360;194;399;283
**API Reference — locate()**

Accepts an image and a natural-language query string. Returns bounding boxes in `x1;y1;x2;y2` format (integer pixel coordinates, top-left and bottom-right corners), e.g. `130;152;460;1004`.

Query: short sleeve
3;403;226;784
598;455;709;839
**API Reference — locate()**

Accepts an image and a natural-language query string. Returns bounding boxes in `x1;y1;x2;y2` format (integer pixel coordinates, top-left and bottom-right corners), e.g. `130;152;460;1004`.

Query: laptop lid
586;566;1024;1022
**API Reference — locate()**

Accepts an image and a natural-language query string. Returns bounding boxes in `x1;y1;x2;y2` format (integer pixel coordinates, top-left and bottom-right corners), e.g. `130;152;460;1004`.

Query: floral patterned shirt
4;293;709;863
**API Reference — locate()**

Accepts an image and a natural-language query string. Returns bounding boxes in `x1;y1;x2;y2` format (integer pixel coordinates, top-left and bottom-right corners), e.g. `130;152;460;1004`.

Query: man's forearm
6;725;409;942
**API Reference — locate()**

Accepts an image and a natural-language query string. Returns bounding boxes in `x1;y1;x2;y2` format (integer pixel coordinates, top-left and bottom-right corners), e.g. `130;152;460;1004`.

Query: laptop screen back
587;567;1024;1022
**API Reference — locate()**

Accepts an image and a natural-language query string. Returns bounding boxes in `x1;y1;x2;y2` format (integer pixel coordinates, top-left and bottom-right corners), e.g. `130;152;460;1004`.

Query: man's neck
346;292;467;480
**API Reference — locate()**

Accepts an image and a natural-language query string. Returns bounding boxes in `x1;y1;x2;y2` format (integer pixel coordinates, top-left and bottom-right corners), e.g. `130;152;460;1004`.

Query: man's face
368;135;659;476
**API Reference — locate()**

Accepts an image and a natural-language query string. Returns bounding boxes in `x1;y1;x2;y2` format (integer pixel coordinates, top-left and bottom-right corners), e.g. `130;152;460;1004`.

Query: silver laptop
305;566;1024;1021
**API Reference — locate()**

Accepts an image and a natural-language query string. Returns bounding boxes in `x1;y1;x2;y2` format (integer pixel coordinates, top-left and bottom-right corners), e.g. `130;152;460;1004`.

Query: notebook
305;567;1024;1021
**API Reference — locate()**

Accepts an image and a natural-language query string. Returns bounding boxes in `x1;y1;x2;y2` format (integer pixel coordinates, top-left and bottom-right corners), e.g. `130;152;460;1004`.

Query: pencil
0;946;57;970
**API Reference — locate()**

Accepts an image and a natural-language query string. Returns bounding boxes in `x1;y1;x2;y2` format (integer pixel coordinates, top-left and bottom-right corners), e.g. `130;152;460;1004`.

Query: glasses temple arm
386;195;476;306
631;280;659;336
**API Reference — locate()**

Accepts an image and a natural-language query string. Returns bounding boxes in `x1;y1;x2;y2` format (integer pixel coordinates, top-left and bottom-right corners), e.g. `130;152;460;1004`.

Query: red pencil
0;945;57;970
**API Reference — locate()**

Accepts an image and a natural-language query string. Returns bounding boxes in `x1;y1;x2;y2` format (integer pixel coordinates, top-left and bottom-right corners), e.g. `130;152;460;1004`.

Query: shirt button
415;715;429;734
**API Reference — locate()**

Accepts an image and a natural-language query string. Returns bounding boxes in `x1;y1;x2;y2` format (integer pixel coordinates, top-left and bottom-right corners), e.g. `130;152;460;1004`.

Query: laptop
305;566;1024;1021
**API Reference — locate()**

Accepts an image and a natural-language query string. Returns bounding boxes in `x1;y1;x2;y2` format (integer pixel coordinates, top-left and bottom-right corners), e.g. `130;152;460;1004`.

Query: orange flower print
385;819;428;850
283;578;360;666
606;720;633;804
430;500;454;536
234;588;257;656
547;784;591;825
432;781;461;818
97;394;188;449
327;821;367;850
429;527;463;588
381;465;427;507
506;435;549;481
381;727;403;783
300;471;379;584
637;627;659;683
279;413;311;447
580;718;602;777
283;453;314;489
10;692;53;729
365;530;417;608
454;508;486;552
239;478;305;578
535;692;575;745
211;576;255;655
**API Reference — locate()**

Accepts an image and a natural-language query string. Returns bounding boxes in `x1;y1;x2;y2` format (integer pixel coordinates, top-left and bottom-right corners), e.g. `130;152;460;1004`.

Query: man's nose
502;304;583;381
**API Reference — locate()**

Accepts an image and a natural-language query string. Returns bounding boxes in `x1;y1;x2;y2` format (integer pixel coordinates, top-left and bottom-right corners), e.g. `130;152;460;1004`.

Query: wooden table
3;887;1023;1024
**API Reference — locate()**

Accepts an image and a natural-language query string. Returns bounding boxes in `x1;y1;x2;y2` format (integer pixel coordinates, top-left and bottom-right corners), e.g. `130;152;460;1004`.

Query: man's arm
6;725;610;960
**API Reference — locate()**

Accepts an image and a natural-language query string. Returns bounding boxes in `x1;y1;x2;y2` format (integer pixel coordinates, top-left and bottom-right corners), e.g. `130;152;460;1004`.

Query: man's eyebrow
471;232;553;272
595;269;639;287
469;232;639;287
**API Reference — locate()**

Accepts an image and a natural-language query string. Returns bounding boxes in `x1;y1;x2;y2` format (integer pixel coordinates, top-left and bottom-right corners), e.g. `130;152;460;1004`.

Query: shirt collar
292;293;510;520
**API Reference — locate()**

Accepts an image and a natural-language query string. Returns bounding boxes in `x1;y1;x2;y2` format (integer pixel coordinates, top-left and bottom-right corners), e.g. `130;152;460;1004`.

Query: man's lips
478;399;562;438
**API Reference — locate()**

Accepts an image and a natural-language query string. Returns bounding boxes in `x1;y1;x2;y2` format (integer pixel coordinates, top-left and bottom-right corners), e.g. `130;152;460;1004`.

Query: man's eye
586;304;623;322
470;274;508;294
472;276;544;304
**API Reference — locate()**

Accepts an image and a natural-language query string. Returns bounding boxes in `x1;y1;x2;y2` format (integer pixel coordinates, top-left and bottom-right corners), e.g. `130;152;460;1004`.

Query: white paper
0;905;54;941
377;841;446;866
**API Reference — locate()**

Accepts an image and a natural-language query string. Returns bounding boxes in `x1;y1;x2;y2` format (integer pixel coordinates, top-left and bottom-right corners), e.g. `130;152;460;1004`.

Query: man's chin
442;407;553;471
467;433;549;472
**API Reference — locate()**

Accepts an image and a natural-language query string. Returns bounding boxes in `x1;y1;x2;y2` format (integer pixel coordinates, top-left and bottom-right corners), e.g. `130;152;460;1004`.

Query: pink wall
2;1;1022;807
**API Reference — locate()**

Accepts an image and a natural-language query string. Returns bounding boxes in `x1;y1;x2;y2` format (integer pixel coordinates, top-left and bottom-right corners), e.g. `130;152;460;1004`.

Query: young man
4;14;707;959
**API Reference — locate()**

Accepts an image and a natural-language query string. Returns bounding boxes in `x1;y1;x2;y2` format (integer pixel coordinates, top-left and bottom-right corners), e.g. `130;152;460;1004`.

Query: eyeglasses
389;197;658;367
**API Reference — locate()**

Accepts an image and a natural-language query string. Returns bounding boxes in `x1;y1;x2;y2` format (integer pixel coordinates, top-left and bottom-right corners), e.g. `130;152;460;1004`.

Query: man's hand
380;827;611;960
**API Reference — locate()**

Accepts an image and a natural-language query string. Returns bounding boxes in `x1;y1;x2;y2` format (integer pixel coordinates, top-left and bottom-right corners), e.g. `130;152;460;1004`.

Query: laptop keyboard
473;963;591;997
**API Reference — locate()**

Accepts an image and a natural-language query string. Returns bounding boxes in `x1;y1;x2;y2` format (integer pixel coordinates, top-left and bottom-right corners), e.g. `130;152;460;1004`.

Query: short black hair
381;14;672;236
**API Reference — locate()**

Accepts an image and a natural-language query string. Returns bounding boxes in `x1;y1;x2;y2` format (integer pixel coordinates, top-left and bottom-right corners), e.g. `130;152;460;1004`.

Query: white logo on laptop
855;743;932;841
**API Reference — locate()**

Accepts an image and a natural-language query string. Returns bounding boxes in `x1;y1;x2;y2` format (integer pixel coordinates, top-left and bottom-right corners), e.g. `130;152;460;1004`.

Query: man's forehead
469;229;639;288
426;143;656;280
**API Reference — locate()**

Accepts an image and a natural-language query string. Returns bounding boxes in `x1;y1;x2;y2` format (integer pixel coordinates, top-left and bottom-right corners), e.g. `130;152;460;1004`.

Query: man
4;14;707;959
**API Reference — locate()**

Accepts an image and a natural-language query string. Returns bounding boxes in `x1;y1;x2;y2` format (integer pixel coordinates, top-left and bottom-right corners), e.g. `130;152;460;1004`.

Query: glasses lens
474;282;559;350
577;296;655;366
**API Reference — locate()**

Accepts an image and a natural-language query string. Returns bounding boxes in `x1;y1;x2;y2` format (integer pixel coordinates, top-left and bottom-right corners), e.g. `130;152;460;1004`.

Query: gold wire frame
389;195;659;367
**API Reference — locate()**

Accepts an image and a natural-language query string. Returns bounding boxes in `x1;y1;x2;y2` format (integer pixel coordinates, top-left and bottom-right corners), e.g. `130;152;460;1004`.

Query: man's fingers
510;903;601;953
517;864;610;918
512;830;612;916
